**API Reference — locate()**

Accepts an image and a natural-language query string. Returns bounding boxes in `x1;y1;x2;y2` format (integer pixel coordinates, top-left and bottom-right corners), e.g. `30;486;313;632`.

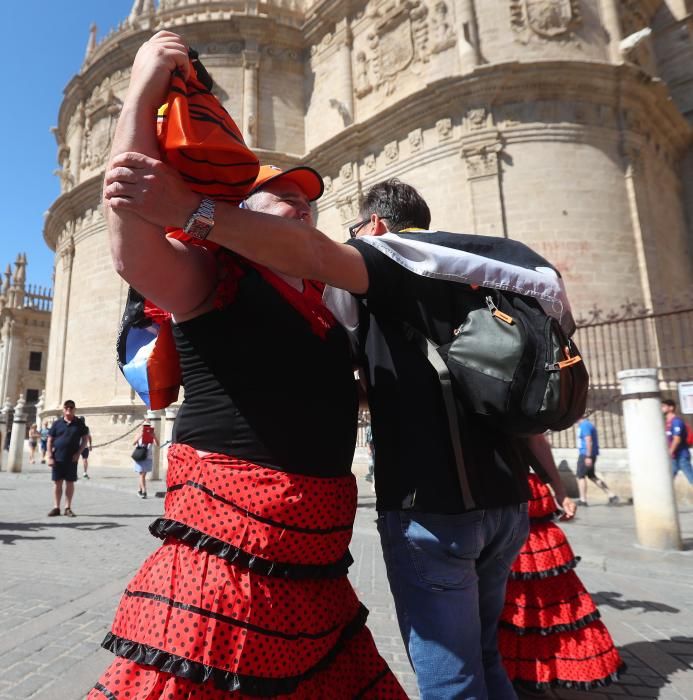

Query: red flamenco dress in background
499;474;625;691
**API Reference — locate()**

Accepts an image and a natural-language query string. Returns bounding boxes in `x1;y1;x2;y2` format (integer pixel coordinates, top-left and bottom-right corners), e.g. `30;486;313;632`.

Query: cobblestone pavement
1;461;692;699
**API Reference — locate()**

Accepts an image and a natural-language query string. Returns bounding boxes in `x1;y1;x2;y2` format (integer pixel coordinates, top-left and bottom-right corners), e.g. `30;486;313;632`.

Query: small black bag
131;444;148;462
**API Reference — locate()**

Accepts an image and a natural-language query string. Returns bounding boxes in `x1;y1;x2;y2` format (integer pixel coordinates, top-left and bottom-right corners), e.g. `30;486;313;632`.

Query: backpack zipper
485;295;514;325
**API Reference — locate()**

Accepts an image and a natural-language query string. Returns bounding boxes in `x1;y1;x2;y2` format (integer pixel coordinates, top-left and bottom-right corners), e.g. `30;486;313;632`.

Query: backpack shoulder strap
402;323;476;511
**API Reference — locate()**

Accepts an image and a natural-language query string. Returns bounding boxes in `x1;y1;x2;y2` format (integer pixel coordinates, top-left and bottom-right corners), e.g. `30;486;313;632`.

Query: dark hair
63;400;76;409
662;399;676;409
359;179;431;232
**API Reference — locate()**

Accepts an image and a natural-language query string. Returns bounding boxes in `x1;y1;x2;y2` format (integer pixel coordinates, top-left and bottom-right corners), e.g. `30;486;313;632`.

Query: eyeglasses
348;219;371;239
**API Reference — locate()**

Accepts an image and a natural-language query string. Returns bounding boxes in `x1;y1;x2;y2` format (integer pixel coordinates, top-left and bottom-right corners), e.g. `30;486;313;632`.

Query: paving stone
2;469;693;700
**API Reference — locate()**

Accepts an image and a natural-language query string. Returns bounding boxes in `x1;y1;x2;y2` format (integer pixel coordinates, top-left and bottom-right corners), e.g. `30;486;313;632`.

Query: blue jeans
672;450;693;485
377;504;529;700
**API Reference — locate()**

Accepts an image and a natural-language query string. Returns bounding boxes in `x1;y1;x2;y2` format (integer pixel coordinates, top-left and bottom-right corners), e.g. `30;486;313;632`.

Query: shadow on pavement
617;636;693;692
0;520;124;545
594;590;679;614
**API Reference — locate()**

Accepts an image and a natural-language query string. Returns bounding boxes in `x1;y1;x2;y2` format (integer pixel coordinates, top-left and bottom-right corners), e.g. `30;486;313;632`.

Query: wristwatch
183;198;216;240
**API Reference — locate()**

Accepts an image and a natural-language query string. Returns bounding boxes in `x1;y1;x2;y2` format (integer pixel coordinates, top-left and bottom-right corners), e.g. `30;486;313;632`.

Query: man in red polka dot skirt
92;31;407;699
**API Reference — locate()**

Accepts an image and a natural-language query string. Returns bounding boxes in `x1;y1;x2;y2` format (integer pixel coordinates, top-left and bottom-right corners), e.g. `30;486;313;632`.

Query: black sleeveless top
172;260;358;477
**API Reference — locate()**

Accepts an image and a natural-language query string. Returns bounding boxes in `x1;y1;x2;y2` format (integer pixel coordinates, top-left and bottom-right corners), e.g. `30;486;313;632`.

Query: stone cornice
43;175;103;252
58;15;305;136
303;0;366;44
305;60;692;173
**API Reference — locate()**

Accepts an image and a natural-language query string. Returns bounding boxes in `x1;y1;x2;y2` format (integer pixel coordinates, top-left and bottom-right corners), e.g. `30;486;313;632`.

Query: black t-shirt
347;234;530;513
49;418;88;463
172;261;358;477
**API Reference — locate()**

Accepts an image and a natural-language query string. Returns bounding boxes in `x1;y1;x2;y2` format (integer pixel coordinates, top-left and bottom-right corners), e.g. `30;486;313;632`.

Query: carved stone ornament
340;163;354;182
430;1;456;54
323;175;333;194
384;140;399;162
409;128;423;152
462;143;503;180
354;51;373;98
357;0;455;97
81;90;122;171
364;153;377;171
336;195;360;223
466;107;489;131
510;0;581;41
436;117;453;141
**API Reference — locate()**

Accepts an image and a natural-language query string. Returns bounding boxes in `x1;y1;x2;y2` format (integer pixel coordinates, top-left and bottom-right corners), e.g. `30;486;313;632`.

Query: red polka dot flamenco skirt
89;444;406;699
498;474;625;690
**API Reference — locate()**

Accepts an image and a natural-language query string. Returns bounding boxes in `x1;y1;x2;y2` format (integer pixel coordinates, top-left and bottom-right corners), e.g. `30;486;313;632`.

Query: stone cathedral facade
44;0;693;464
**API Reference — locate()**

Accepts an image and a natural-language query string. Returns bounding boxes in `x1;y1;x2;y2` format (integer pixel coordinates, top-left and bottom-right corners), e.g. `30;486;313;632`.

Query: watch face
188;217;213;239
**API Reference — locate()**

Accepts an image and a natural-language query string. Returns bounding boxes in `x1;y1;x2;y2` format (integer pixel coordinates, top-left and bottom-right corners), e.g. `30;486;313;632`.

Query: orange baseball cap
248;164;324;202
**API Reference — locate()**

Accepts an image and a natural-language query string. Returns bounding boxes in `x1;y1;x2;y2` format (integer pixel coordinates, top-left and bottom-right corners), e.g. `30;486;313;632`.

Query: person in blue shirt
661;399;693;485
576;415;618;506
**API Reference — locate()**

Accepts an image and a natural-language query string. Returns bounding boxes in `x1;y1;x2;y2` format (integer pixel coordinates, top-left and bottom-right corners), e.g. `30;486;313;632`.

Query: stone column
56;237;76;405
618;368;682;550
161;406;178;481
147;410;163;482
462;135;507;238
0;397;12;471
600;0;623;63
35;390;45;430
7;396;27;473
242;45;260;148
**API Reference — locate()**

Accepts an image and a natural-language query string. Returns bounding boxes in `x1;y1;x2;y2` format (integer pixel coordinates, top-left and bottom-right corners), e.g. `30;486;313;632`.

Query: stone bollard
618;368;682;550
0;397;12;471
161;406;178;482
7;396;27;473
147;410;163;481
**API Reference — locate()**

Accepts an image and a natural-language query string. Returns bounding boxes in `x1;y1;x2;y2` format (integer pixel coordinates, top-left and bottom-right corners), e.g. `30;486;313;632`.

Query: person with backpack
661;399;693;485
107;116;587;698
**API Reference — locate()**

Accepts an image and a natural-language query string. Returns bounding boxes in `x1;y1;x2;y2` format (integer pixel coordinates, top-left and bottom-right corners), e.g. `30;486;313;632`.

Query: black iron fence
548;299;693;449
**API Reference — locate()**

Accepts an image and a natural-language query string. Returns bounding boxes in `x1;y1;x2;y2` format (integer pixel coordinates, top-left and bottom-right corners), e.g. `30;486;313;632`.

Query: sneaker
608;495;619;505
64;508;76;517
47;507;61;517
83;473;90;480
142;492;147;500
577;499;588;507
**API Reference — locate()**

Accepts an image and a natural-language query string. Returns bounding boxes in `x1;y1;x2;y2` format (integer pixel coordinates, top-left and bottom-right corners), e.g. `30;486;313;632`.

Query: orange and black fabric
116;50;259;411
158;50;259;203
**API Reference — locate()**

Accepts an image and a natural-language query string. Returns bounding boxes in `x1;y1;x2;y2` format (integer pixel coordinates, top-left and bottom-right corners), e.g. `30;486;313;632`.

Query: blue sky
0;1;132;292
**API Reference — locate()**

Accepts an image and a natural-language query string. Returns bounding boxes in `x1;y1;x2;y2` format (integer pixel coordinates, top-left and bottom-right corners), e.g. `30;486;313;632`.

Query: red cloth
500;474;624;689
91;445;406;698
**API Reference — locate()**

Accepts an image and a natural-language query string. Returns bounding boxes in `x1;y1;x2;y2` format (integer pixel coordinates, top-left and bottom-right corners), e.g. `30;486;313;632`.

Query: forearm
584;436;593;457
671;436;681;454
526;434;566;500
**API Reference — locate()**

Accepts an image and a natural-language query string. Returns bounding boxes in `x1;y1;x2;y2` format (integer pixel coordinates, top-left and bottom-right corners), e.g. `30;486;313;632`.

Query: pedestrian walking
28;423;40;464
576;415;618;506
80;418;92;479
131;421;158;499
661;399;693;485
39;421;50;463
46;400;89;517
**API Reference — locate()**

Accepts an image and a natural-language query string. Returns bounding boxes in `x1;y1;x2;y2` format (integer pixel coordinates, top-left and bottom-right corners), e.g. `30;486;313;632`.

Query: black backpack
408;287;588;436
404;287;588;510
